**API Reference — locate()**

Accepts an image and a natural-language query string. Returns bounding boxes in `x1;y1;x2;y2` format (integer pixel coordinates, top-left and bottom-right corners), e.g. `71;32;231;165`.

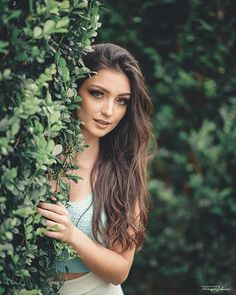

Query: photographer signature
201;285;231;292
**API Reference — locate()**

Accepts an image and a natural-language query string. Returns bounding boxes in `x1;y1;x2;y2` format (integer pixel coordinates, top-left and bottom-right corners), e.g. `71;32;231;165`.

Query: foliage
99;0;236;294
0;0;101;293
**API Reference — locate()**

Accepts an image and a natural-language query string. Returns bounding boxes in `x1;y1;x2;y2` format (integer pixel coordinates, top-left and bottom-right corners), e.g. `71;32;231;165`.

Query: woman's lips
94;119;111;128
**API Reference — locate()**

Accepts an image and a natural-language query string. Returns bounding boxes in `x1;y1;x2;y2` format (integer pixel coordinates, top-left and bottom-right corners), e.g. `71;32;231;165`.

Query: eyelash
89;90;129;106
90;90;103;98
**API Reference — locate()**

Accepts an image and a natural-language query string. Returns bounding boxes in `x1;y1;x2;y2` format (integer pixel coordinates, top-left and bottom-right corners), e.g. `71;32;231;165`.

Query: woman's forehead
84;68;131;95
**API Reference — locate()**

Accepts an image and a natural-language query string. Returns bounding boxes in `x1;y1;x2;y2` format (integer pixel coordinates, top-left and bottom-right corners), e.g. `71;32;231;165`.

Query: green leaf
18;290;42;295
5;232;13;240
59;57;66;67
59;179;70;191
56;17;69;29
47;139;55;152
28;267;38;273
11;118;20;136
0;41;9;48
3;69;11;78
0;41;9;53
6;10;21;21
64;173;80;183
62;66;70;81
26;216;33;226
60;1;70;11
33;26;42;38
66;88;74;97
77;2;88;8
55;51;61;65
34;227;46;237
13;207;34;218
52;144;63;156
26;225;33;233
43;20;55;34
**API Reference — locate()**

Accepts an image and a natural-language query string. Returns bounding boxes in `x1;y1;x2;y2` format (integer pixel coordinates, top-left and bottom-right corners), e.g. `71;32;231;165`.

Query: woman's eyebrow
90;84;131;97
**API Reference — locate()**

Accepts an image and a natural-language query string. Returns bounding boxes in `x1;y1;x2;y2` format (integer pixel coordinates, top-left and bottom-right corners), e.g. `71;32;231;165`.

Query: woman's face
74;68;131;140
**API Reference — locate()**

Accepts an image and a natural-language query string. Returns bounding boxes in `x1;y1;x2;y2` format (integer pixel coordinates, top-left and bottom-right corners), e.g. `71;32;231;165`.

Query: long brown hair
80;43;154;253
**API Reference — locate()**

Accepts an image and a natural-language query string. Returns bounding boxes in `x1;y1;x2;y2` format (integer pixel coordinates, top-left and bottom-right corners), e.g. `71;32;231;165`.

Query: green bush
99;1;236;294
0;1;101;294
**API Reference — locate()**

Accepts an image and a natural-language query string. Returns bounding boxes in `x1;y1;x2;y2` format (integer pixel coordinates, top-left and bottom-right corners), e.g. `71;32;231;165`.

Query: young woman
37;43;154;294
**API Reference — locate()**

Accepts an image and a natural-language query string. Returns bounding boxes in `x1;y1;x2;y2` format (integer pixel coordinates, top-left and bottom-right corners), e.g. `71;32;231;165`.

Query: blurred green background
98;1;236;294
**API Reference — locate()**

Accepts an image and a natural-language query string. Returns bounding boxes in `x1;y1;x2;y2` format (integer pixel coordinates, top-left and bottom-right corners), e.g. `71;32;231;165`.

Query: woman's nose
101;100;114;117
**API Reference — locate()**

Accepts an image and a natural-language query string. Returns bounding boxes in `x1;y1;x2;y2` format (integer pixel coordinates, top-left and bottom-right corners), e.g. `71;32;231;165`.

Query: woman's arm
37;200;138;285
68;225;135;285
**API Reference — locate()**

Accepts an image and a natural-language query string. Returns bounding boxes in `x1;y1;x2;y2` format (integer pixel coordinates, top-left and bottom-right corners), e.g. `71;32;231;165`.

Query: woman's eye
117;98;129;105
90;90;103;98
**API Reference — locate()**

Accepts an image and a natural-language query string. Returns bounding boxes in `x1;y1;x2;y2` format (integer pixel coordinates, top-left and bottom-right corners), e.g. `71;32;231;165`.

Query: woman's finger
38;202;67;216
44;230;63;240
57;201;66;208
46;220;60;231
37;207;63;223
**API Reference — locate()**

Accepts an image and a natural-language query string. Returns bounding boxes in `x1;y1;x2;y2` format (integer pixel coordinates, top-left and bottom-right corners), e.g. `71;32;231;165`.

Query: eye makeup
89;89;104;98
117;97;130;105
88;87;130;106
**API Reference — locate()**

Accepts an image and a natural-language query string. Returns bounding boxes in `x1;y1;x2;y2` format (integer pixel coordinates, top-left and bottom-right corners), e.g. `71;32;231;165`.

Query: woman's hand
37;200;75;243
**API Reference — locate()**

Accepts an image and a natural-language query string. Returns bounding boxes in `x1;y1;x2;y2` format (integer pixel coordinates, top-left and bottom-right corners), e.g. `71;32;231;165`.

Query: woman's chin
82;128;111;140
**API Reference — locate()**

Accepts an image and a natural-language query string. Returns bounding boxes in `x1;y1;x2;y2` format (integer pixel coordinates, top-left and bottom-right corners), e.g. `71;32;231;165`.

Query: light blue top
52;192;107;273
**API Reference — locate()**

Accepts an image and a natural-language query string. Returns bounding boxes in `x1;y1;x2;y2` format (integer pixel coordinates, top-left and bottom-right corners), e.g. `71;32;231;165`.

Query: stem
29;0;33;14
23;160;43;198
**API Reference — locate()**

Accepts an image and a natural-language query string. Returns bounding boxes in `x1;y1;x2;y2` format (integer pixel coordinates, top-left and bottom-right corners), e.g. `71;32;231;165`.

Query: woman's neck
76;130;99;170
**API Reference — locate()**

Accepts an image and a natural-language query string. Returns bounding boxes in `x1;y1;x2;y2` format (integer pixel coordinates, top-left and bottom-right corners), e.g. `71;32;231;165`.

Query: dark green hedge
99;1;236;294
0;1;101;294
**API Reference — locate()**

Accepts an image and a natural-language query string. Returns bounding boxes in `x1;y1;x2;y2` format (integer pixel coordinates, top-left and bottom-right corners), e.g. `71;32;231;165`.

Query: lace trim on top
52;192;107;274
